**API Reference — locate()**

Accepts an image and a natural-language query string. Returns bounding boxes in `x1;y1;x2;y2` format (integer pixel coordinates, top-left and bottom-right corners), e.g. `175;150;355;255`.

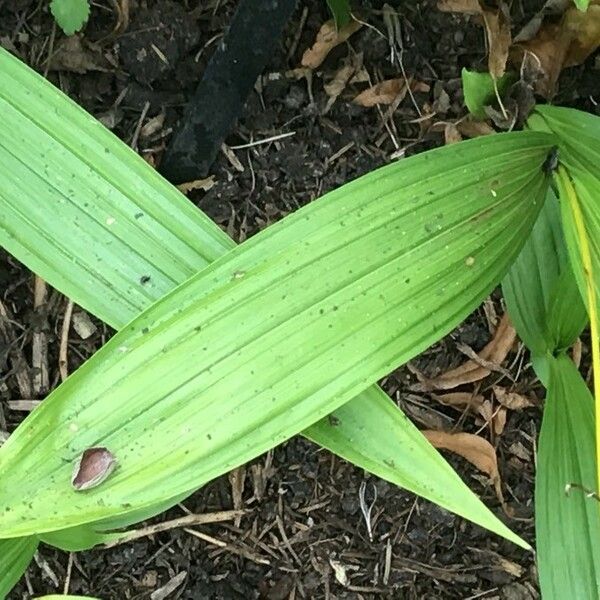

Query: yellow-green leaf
0;129;553;538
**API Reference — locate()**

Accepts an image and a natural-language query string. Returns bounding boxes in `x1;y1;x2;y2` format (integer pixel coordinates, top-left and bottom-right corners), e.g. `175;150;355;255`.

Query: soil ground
0;0;599;598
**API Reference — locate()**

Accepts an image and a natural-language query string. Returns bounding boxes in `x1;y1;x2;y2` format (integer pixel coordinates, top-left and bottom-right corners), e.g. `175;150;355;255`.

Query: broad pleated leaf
0;47;540;550
531;105;600;176
0;537;38;598
536;354;600;598
0;125;553;537
305;386;515;531
0;48;231;329
503;188;586;360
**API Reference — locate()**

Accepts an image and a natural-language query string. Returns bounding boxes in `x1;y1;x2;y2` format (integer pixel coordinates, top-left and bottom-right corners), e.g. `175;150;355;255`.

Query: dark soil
1;0;598;598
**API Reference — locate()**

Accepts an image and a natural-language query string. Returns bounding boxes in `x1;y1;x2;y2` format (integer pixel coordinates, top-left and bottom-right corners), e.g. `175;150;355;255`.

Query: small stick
59;299;74;382
229;131;296;150
63;552;74;594
32;276;49;395
359;480;377;542
102;510;246;548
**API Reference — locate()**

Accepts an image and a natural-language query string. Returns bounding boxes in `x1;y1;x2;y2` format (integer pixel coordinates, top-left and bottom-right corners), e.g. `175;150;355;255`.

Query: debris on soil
410;313;516;391
423;430;504;503
353;77;430;106
301;18;362;69
437;0;511;78
511;0;600;97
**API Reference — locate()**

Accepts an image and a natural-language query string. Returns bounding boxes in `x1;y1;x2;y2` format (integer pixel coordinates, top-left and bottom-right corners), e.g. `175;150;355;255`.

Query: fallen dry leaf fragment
424;430;503;500
177;176;216;194
412;313;516;391
493;386;534;410
48;36;111;73
353;78;429;107
301;19;362;70
444;122;463;144
432;392;485;411
437;0;511;78
511;2;600;97
72;447;117;491
456;118;495;138
324;52;363;112
493;406;507;435
481;4;511;78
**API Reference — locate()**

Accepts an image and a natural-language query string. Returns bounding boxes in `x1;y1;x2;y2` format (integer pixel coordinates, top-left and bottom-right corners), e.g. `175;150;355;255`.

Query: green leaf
539;106;600;489
461;68;513;119
327;0;352;29
572;0;590;10
305;386;521;539
532;105;600;176
0;48;232;330
503;188;586;358
536;354;600;598
0;537;38;598
49;0;90;36
0;46;538;549
0;128;554;538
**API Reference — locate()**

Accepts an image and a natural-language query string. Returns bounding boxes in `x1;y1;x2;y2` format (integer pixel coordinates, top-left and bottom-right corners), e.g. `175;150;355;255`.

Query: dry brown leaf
444;122;463;144
493;386;534;410
497;556;524;578
177;176;216;194
423;430;502;497
412;313;516;391
48;36;111;73
493;406;507;435
353;78;429;107
456;118;495;138
437;0;511;78
481;5;511;78
324;52;363;111
354;78;404;106
437;0;481;12
512;2;600;97
432;392;485;410
301;19;362;70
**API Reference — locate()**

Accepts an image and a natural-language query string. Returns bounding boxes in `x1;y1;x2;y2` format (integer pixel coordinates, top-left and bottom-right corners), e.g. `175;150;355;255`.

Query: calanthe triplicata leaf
0;126;554;537
0;537;38;598
0;47;545;550
503;189;586;371
536;355;600;599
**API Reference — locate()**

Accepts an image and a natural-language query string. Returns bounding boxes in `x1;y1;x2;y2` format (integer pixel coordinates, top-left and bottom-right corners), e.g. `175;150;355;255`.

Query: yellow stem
557;165;600;489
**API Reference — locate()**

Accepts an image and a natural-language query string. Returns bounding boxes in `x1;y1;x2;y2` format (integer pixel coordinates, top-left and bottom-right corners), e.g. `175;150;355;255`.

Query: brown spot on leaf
72;447;116;491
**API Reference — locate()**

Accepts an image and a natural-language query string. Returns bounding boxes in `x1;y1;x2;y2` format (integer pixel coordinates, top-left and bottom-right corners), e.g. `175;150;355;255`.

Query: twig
59;299;74;382
32;276;48;395
185;528;271;565
229;131;296;149
358;480;377;542
130;100;150;151
102;510;246;548
287;6;308;60
63;553;74;594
